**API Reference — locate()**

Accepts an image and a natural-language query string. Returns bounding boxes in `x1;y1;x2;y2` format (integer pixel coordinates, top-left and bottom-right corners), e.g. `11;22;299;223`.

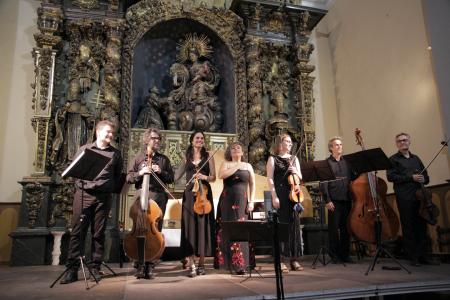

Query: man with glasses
387;132;431;266
321;137;356;263
126;127;174;279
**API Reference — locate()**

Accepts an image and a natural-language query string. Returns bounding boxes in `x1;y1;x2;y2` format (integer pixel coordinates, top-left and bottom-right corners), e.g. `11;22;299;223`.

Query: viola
288;173;304;203
414;171;439;225
192;173;212;215
123;149;165;262
348;128;400;243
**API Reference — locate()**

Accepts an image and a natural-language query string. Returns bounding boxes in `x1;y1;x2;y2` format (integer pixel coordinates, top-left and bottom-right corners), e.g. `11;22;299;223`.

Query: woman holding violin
387;132;433;266
266;133;304;272
126;128;174;279
214;141;255;274
175;131;216;277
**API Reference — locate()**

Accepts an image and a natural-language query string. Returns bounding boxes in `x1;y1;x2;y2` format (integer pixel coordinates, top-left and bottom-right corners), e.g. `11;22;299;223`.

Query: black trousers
327;200;351;259
67;188;112;269
396;193;428;260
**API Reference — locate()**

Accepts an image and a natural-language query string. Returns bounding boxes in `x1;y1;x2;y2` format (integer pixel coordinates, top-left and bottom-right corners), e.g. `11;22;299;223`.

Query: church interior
0;0;449;299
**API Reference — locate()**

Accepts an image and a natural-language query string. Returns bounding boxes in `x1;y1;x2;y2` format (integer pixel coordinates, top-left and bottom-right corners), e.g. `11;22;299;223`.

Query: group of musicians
60;121;435;284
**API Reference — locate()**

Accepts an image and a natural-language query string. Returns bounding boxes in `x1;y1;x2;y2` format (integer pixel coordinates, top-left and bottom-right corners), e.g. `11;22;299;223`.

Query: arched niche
131;18;236;133
120;0;247;163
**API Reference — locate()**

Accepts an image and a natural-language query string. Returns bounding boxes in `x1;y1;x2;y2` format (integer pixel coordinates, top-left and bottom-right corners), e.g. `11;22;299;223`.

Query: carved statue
164;33;223;132
135;87;163;129
76;43;99;94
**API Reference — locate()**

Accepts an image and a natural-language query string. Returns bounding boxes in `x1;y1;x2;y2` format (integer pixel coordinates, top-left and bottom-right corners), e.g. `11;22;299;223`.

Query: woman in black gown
266;133;304;272
214;142;255;274
175;131;216;277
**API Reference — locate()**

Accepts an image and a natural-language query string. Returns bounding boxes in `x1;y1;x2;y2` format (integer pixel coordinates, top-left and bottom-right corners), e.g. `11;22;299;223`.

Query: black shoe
60;269;78;284
409;259;421;267
196;266;206;275
135;265;146;279
419;258;439;265
90;268;102;282
144;265;155;279
341;256;354;263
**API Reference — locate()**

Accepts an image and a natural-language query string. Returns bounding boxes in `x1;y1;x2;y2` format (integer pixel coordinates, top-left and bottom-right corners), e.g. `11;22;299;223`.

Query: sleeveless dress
214;169;255;273
272;155;303;259
180;156;215;257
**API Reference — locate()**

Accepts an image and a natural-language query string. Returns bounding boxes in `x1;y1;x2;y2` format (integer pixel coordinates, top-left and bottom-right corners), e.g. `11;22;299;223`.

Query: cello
348;128;400;244
123;149;165;263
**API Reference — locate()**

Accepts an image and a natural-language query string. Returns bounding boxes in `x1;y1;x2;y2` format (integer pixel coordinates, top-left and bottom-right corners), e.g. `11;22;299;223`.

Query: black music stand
301;160;341;268
50;148;111;289
344;148;411;275
221;219;289;299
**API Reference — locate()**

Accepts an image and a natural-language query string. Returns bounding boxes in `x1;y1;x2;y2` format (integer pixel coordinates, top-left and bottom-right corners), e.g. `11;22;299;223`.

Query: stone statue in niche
51;42;99;166
145;34;223;132
135;87;164;129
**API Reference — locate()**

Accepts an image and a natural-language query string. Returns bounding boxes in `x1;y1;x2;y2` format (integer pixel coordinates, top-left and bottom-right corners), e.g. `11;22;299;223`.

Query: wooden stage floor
1;256;450;300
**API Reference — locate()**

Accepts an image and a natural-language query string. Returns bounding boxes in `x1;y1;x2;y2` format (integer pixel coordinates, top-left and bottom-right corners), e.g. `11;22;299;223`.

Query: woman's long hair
270;133;291;155
186;130;208;162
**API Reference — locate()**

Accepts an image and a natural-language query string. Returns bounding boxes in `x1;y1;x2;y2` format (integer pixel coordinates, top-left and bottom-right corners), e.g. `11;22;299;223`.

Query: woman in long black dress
266;133;304;272
214;142;255;274
175;131;216;277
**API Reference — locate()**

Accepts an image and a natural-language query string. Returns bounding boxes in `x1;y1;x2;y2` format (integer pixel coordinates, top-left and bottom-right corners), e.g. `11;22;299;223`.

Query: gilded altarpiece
11;0;326;266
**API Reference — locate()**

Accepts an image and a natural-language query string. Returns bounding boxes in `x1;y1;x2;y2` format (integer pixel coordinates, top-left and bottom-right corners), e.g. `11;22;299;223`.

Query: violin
123;148;165;262
285;142;304;204
288;173;304;203
186;149;218;216
348;128;400;243
192;169;212;215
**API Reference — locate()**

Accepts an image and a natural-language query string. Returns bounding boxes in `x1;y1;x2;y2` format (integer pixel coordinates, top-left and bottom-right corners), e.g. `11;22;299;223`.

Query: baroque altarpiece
11;0;326;266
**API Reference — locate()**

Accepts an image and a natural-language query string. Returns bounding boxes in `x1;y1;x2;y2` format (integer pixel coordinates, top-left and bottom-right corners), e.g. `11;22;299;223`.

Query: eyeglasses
150;136;161;141
396;139;409;143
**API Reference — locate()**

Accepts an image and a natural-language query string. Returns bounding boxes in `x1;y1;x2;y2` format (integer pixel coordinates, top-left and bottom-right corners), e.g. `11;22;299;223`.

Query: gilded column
294;11;316;161
31;2;63;175
101;19;125;130
245;36;266;174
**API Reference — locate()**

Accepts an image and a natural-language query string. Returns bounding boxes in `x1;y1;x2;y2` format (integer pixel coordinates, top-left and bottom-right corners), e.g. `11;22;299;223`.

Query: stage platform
1;256;449;300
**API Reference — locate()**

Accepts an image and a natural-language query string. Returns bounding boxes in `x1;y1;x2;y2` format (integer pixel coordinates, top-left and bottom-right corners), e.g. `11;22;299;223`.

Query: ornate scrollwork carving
72;0;99;10
24;182;45;228
49;183;75;227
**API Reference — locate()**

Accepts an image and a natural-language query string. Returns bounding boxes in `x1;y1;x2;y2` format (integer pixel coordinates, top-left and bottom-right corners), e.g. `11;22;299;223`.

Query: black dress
272;155;302;259
214;169;254;273
180;156;215;257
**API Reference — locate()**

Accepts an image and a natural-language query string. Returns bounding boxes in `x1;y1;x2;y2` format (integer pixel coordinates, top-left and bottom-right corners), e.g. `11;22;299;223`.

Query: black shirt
321;155;355;203
386;151;429;194
74;142;123;193
126;151;174;192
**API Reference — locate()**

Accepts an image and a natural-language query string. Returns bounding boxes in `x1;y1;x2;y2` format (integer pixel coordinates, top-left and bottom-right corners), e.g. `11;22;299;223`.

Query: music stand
221;219;289;299
301;160;341;268
344;148;411;275
50;148;111;289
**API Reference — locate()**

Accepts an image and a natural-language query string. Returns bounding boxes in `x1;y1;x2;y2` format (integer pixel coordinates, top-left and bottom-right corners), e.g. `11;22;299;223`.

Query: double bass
123;149;165;263
348;129;400;244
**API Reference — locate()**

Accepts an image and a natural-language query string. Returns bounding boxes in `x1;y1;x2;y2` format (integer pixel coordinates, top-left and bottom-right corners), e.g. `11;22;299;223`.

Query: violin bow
185;148;219;187
419;136;450;175
145;150;179;202
283;138;306;177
